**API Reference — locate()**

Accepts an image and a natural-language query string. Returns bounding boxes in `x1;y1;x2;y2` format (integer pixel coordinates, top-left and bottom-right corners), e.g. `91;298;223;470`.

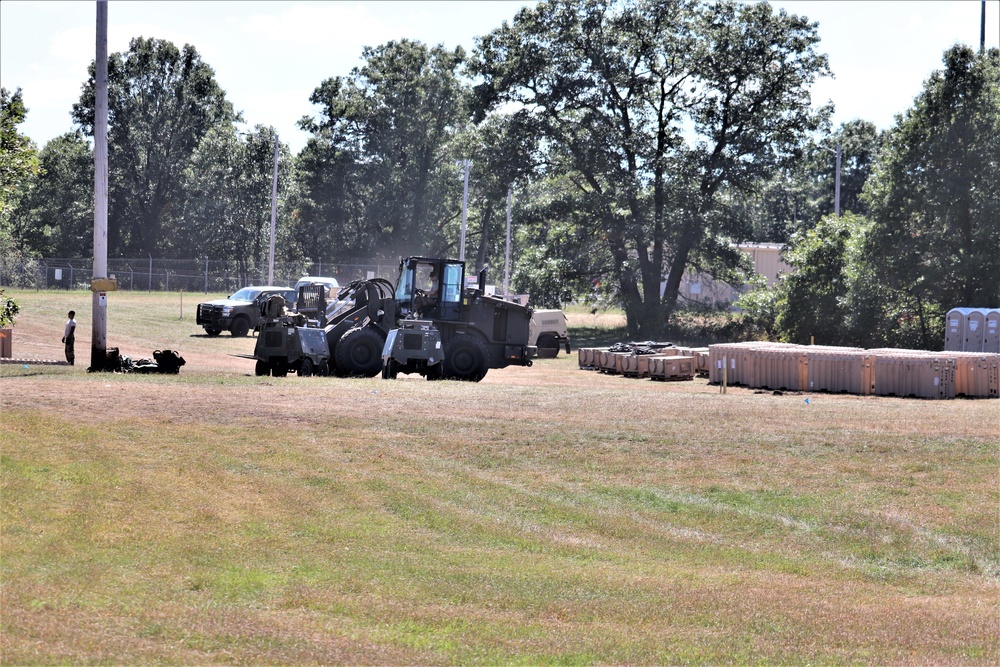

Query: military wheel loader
379;256;534;381
254;256;534;382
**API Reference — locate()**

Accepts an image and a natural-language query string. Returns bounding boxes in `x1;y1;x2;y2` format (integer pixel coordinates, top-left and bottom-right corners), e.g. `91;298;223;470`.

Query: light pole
503;185;513;296
268;133;278;285
458;159;472;262
823;143;842;217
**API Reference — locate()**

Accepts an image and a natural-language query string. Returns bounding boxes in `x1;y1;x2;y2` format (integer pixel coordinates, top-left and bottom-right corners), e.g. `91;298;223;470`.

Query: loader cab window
395;259;464;320
438;262;463;320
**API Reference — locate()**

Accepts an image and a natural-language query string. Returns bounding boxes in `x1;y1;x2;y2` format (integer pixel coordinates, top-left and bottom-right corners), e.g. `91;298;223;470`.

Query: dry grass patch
1;290;998;664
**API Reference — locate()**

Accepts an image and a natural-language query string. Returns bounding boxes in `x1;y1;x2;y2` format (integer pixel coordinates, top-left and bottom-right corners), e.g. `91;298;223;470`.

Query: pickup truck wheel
230;317;250;338
255;359;269;376
443;334;489;382
536;334;559;358
205;328;222;336
335;327;384;377
298;358;314;377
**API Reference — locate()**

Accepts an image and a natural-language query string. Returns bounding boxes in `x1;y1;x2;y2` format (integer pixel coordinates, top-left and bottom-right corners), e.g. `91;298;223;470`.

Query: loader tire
443;334;489;382
335;326;384;378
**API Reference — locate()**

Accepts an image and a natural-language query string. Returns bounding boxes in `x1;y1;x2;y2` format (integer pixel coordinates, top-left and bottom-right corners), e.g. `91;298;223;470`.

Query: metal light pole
823;143;842;217
268;133;278;285
834;143;842;218
982;0;987;54
91;0;109;371
458;159;471;262
503;185;513;296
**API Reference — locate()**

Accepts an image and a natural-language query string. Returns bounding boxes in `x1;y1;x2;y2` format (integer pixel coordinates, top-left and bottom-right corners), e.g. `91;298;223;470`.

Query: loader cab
395;257;464;321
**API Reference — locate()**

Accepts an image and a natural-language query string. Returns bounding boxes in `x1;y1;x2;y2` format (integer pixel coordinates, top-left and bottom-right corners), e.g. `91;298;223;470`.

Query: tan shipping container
873;352;955;399
618;353;677;378
649;355;696;381
806;350;875;395
708;343;751;385
949;352;1000;398
747;347;806;391
578;347;608;369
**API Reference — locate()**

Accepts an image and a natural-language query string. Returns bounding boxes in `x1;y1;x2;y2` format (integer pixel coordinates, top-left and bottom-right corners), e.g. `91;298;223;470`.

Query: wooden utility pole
90;0;109;371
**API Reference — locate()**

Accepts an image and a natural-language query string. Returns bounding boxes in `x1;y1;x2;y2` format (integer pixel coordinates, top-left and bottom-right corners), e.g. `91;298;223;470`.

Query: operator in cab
413;263;439;317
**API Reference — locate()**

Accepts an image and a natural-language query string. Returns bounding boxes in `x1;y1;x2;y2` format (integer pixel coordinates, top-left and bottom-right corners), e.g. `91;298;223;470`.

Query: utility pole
459;159;471;262
981;0;986;54
90;0;109;371
268;133;278;285
834;143;842;218
823;143;842;217
504;185;512;296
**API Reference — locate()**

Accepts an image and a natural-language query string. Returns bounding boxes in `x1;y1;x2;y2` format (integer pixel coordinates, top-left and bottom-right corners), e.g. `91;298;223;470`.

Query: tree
298;39;470;261
179;125;296;284
773;212;868;345
471;0;829;336
0;288;19;327
742;119;883;243
7;132;93;257
72;37;237;257
862;45;1000;348
0;87;40;237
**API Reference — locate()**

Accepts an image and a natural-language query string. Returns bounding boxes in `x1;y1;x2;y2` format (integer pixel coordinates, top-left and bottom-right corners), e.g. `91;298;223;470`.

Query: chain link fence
0;257;404;293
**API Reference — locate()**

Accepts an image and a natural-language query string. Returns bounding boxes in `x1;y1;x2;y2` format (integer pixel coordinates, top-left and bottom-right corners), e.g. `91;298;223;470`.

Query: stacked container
871;350;955;399
752;346;809;391
577;347;607;369
806;348;874;395
649;356;696;381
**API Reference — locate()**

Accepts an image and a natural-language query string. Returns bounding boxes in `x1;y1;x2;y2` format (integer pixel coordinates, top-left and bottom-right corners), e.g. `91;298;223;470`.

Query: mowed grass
1;290;998;664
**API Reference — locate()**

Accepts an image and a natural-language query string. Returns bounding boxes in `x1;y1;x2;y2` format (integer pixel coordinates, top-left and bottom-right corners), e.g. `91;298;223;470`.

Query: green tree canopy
298;39;470;261
7;131;93;257
72;37;238;257
0;87;40;234
471;0;830;336
862;44;1000;346
179;125;297;284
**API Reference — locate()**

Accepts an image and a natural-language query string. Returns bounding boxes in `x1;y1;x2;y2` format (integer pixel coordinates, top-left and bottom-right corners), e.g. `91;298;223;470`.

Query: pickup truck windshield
230;288;263;301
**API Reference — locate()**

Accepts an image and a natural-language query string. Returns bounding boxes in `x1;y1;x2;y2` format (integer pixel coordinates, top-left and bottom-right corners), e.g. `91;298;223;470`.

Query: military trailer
253;294;331;377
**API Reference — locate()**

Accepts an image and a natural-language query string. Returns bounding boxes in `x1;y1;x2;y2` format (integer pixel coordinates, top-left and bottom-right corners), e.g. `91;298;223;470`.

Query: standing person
62;310;76;365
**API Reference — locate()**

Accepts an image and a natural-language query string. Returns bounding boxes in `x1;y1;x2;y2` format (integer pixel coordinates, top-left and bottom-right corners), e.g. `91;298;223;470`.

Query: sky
2;1;998;154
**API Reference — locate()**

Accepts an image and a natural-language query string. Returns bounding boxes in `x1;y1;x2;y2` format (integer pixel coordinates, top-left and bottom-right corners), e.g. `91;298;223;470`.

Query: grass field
1;289;998;665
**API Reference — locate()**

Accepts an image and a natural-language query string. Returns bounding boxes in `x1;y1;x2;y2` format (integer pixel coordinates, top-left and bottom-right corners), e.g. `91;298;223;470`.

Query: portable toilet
945;308;973;351
965;309;987;353
984;309;1000;354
